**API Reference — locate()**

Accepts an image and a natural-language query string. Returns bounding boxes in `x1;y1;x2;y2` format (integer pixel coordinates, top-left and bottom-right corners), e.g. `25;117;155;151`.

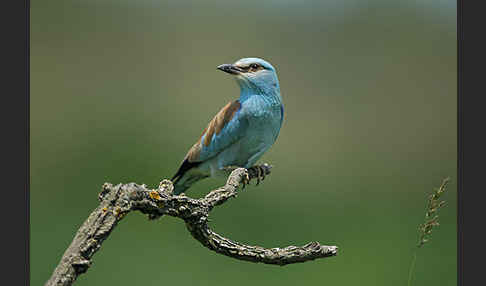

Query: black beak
217;64;243;75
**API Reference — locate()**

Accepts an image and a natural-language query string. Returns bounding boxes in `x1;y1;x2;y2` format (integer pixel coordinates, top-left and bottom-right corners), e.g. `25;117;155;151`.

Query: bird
171;57;283;194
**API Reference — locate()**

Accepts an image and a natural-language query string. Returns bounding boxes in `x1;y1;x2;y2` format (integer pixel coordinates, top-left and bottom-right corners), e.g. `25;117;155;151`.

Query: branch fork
46;164;338;286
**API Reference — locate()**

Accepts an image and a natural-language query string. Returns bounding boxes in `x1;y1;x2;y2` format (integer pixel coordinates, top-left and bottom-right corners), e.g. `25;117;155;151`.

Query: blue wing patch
198;108;248;162
183;100;247;164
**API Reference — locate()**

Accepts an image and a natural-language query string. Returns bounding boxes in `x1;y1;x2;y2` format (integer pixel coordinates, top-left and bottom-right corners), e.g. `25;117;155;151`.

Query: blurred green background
31;0;456;285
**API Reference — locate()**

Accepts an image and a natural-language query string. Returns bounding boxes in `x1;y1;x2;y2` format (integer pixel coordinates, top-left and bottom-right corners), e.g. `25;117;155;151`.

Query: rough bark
45;165;338;286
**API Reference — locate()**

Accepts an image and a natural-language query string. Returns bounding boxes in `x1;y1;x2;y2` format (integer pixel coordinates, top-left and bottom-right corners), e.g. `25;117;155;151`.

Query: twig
407;177;450;286
45;165;338;286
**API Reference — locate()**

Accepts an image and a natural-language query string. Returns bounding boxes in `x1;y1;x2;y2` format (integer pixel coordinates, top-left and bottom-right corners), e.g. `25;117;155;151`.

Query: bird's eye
250;63;260;70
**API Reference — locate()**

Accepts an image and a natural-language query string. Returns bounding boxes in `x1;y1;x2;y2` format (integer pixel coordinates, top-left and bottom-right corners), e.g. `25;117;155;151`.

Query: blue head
217;57;280;100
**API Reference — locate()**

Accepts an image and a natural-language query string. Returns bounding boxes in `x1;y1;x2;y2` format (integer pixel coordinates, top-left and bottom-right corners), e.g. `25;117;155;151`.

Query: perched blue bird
171;58;283;194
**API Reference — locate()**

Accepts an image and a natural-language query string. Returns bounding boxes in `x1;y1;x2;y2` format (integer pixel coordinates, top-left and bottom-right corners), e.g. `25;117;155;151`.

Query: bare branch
45;165;338;286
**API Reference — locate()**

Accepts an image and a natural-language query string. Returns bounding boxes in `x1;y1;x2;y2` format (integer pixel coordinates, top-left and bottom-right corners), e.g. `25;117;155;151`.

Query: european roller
171;57;283;194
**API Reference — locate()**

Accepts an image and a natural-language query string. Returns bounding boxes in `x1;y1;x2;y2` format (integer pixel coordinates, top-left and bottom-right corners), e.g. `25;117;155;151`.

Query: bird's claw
248;164;269;186
256;165;262;185
223;164;270;189
241;170;251;189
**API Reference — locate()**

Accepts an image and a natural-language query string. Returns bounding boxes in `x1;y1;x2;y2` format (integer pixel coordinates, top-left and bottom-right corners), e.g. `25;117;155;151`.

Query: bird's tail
171;159;208;194
173;183;189;195
172;170;208;194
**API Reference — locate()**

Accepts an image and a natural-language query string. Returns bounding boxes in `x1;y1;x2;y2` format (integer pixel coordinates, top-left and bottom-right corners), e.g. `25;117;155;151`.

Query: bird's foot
222;166;250;189
222;164;271;189
247;163;272;186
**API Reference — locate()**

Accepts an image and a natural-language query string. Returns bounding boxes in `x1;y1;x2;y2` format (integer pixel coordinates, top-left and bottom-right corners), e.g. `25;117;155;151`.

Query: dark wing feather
171;158;201;185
